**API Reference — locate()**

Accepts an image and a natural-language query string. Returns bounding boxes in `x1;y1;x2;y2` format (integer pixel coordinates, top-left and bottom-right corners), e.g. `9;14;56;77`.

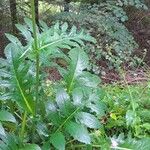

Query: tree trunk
34;0;39;25
64;0;70;12
9;0;17;34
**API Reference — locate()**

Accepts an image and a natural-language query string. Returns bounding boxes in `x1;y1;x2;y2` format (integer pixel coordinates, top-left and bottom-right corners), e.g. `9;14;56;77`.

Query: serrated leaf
56;88;70;108
70;25;77;35
39;20;49;31
72;88;83;105
78;72;101;88
15;24;32;41
66;48;89;92
0;111;16;123
65;121;91;144
120;138;150;150
76;112;101;129
50;132;65;150
5;33;22;46
87;101;106;117
69;48;89;76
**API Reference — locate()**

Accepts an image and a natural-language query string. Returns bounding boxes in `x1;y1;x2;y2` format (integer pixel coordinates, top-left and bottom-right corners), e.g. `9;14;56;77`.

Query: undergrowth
0;0;150;150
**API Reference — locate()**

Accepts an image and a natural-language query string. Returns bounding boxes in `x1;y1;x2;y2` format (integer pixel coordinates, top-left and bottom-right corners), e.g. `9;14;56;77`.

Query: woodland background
0;0;150;68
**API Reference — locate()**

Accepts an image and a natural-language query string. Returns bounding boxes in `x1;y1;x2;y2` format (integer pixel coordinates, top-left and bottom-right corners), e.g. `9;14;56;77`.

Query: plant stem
20;111;27;142
31;0;39;116
31;0;40;141
55;107;80;133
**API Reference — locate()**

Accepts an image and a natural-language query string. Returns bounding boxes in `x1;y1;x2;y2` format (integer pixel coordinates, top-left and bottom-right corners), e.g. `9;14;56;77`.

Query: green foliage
0;19;106;149
52;0;147;73
103;82;150;138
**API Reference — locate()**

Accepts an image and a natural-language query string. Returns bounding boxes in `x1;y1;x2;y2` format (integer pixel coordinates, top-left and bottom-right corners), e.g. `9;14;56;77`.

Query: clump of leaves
0;18;106;150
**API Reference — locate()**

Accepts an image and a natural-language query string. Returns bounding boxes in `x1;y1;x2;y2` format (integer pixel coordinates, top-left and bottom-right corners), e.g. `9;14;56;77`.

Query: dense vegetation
0;0;150;150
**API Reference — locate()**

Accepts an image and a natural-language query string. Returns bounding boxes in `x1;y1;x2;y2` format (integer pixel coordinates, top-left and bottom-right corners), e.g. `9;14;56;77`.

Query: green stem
55;107;80;133
20;111;27;142
31;0;40;141
31;0;39;115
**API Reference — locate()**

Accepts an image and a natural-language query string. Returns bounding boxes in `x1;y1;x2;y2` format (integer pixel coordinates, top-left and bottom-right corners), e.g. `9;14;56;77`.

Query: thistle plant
0;0;107;149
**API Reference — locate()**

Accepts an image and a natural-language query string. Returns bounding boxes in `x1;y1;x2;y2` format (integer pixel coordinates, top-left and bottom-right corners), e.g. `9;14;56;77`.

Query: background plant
50;0;148;74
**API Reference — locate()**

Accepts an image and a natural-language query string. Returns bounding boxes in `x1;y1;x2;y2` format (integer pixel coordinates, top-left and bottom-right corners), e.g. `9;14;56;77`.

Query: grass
102;81;150;137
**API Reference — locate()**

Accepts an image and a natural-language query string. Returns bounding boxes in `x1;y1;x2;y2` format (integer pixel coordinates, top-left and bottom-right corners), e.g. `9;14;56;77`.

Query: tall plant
0;0;107;149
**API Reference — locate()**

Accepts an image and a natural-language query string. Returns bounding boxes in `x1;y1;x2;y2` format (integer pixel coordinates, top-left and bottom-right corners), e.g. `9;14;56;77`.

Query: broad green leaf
78;72;101;88
68;48;89;77
72;88;83;105
87;101;107;117
50;132;65;150
66;48;89;92
0;111;16;123
76;112;101;129
55;88;75;116
48;111;63;127
65;121;91;144
56;88;69;108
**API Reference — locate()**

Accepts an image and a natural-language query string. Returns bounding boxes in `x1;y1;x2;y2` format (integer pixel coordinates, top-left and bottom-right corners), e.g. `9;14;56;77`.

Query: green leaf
65;121;91;144
36;122;49;137
87;101;106;117
5;33;22;46
76;112;101;129
50;132;65;150
20;144;41;150
0;123;6;136
42;141;51;150
61;22;68;32
0;111;16;123
72;88;83;105
24;18;39;34
66;48;89;92
39;20;49;31
126;110;136;126
56;88;70;108
15;24;32;41
120;138;150;150
141;123;150;130
1;45;34;114
78;72;101;88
